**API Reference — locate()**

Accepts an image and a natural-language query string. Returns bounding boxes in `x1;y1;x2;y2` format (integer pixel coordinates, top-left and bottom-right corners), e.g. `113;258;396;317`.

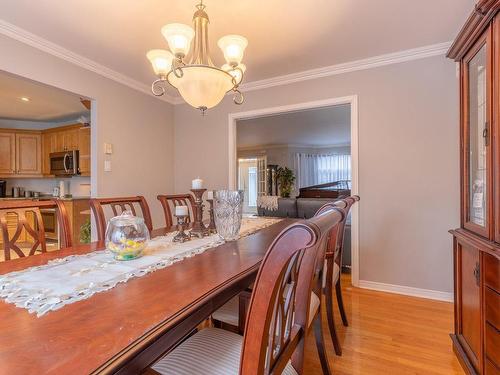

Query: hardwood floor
303;274;464;374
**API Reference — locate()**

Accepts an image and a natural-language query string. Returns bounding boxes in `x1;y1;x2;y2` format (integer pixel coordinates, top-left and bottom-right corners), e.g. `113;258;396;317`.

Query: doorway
227;96;360;286
238;156;267;215
238;158;258;214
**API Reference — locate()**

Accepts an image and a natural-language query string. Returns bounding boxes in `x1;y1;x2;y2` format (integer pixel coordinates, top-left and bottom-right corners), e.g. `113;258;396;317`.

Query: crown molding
239;41;452;93
0;19;178;104
0;18;451;106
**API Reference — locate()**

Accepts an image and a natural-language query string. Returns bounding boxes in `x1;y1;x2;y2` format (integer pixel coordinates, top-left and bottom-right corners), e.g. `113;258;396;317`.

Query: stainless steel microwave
50;150;80;176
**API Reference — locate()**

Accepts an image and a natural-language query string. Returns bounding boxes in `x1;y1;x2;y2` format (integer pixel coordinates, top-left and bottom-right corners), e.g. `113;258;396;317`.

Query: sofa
257;197;351;271
257;197;339;219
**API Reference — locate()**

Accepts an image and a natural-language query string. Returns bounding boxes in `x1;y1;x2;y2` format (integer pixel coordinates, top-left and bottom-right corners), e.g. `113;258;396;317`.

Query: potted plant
80;219;91;244
276;167;296;198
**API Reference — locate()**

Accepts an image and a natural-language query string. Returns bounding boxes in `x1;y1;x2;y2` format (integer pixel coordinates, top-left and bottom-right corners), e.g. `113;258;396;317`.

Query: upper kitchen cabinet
78;127;91;176
56;127;79;152
0;131;16;175
0;129;42;177
15;133;42;175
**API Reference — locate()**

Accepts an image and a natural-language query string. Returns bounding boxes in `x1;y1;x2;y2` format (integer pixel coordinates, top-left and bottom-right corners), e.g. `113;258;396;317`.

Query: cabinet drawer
486;287;500;330
485;253;500;292
486;322;500;368
485;359;500;375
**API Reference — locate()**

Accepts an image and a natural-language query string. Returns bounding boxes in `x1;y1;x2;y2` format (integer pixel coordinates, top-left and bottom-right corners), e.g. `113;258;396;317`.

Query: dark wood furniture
447;2;500;374
157;194;195;228
313;196;359;358
151;209;343;375
298;180;351;199
0;199;72;261
0;218;294;374
89;196;153;242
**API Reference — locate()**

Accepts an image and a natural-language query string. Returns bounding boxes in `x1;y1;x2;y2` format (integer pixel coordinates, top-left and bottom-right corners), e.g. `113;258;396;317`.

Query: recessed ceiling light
20;97;30;102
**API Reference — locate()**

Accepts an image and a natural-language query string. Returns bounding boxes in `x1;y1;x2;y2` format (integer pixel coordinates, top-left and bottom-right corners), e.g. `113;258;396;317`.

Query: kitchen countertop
0;196;91;201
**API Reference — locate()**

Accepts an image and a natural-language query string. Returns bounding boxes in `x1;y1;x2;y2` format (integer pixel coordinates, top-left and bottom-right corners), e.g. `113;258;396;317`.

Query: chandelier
146;1;248;113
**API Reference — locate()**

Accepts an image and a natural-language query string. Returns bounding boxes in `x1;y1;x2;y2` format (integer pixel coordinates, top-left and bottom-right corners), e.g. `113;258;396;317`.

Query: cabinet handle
473;262;480;287
483;123;489;147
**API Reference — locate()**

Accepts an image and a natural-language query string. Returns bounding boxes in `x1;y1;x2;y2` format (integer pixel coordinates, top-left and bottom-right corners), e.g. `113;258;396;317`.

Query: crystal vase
213;190;244;241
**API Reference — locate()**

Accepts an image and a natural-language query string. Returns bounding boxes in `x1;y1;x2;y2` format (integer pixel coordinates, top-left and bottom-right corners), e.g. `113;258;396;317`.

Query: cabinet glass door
464;33;491;237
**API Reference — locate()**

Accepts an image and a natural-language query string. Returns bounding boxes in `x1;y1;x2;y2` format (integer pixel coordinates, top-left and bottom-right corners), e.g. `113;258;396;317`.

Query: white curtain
294;153;351;189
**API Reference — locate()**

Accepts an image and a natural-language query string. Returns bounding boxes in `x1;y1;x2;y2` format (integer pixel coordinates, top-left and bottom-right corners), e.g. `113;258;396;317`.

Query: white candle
192;177;203;189
207;190;213;200
175;205;188;216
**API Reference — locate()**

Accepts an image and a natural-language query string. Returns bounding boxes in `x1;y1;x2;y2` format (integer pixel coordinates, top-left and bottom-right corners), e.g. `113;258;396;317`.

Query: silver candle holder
173;214;191;243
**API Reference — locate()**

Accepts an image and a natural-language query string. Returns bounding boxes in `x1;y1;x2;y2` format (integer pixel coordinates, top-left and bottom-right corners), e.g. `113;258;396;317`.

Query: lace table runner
0;217;282;317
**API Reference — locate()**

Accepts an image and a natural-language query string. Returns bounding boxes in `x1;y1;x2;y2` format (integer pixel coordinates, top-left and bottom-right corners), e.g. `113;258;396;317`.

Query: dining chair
317;195;360;356
0;199;72;261
89;196;153;241
150;207;343;375
157;194;195;227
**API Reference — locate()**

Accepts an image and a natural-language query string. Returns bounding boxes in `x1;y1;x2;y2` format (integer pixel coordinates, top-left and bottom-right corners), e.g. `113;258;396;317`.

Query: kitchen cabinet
448;2;500;373
56;128;78;152
0;131;16;175
15;133;42;175
42;131;57;175
78;127;91;176
62;198;90;245
0;130;42;177
0;211;35;246
42;125;90;176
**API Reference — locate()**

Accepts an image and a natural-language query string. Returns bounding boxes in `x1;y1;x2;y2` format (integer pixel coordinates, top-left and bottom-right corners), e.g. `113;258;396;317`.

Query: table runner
0;217;281;317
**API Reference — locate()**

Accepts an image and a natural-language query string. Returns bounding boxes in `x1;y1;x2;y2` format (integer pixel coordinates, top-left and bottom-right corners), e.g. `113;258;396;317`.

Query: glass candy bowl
105;211;150;260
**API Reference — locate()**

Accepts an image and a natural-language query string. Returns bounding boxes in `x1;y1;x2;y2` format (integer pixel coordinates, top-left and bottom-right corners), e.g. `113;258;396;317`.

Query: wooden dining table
0;218;295;375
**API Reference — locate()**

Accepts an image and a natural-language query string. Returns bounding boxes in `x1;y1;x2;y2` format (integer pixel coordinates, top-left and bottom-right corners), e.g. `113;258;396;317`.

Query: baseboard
358;280;454;302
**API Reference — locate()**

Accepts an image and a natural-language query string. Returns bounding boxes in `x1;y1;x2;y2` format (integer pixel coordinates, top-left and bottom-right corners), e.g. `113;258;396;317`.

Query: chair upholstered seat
212;291;320;328
152;328;298;375
212;295;240;327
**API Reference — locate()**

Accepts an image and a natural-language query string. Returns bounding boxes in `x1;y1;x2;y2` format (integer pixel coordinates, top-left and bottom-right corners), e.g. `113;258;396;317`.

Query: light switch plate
104;160;112;172
104;143;113;155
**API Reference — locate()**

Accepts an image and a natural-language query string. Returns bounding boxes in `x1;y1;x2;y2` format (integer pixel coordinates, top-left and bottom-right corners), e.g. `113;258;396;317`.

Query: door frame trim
227;95;360;286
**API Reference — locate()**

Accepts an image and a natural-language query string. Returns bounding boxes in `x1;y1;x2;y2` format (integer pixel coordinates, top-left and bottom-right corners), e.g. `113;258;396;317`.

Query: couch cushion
258;197;297;218
296;198;337;219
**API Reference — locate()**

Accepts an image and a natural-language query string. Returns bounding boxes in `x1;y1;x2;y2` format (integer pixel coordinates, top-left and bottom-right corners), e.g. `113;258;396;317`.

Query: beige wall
174;55;460;294
0;34;175;227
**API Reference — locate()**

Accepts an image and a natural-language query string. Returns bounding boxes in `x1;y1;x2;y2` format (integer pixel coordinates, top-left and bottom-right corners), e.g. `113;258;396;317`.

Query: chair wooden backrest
89;196;153;242
315;195;360;275
240;207;343;375
157;194;195;227
0;199;72;261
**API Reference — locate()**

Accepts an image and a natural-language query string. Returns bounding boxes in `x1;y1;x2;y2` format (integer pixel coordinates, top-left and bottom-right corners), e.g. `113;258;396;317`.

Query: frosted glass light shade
161;23;195;57
222;63;246;84
218;35;248;65
147;49;174;76
168;66;233;109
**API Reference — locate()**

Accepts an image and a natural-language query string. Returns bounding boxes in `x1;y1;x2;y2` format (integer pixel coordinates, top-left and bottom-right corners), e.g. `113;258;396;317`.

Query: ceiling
237;104;350;148
0;0;474;91
0;70;88;122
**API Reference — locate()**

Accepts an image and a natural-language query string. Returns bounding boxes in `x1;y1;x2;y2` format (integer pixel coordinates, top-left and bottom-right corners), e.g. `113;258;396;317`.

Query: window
294;153;351;189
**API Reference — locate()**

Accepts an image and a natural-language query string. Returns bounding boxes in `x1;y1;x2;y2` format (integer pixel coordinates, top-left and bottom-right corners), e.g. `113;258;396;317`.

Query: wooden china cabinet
447;1;500;374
